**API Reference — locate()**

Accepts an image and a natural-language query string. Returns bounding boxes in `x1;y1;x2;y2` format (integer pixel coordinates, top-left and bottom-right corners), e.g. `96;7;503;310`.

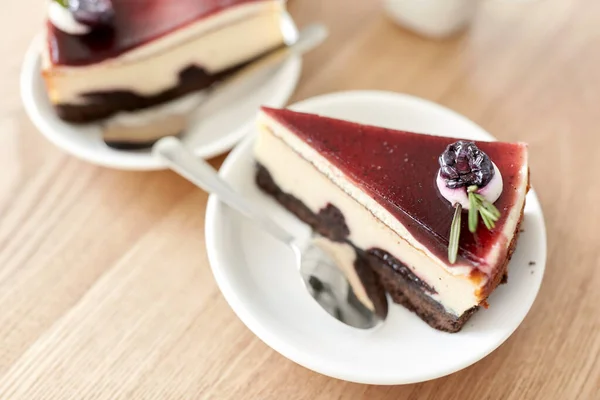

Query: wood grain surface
1;0;599;398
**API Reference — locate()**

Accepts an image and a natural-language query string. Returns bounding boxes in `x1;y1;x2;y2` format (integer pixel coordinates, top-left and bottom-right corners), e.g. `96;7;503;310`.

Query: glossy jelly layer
48;0;257;66
261;107;528;268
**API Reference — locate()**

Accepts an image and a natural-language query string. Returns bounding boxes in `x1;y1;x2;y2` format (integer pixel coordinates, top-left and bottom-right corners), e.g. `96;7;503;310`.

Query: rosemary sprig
448;204;462;264
480;208;494;229
448;186;502;264
468;187;478;233
476;194;501;218
467;185;501;232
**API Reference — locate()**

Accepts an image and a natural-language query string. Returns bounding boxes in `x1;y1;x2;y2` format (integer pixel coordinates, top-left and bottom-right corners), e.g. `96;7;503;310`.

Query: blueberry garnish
439;141;495;189
69;0;115;29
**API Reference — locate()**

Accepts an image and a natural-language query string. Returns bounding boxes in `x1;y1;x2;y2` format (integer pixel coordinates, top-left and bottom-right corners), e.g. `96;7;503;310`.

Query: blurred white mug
383;0;478;38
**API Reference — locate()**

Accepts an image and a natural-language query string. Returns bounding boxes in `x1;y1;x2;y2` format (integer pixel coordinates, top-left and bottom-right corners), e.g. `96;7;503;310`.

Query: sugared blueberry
439;141;495;189
69;0;115;28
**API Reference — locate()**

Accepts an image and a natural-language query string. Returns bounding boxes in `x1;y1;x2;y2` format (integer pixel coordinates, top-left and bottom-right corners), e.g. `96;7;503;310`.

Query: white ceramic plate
20;15;301;170
205;91;546;385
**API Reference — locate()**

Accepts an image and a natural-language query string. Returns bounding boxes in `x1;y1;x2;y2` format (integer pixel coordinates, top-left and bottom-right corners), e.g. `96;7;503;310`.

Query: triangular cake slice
43;0;286;147
254;107;529;332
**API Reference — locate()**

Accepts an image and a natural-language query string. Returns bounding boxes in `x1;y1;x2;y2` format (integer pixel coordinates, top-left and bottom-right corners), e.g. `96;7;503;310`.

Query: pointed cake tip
259;106;279;114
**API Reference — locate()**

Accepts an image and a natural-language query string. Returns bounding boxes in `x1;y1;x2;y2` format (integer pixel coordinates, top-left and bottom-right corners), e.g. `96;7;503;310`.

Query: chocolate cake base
256;163;523;333
54;63;243;124
368;249;477;332
104;139;162;150
52;44;282;124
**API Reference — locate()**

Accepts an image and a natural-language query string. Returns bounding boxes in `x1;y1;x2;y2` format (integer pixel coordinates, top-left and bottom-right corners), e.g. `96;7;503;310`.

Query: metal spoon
153;137;387;329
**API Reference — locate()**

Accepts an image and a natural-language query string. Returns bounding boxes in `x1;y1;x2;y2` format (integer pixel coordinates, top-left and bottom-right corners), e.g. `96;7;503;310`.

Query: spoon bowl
293;238;386;329
154;137;387;329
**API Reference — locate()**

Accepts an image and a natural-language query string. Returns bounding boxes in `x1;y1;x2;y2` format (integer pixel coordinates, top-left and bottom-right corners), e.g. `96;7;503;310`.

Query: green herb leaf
478;197;501;219
448;204;462;264
479;207;498;229
468;192;478;233
446;186;503;264
479;208;495;229
55;0;69;8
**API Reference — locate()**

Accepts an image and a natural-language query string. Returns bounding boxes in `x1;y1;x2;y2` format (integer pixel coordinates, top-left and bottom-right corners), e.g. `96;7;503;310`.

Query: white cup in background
383;0;479;39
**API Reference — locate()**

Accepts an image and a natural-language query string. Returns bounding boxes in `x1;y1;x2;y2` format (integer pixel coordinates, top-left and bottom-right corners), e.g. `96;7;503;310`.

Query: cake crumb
519;229;525;233
529;261;536;266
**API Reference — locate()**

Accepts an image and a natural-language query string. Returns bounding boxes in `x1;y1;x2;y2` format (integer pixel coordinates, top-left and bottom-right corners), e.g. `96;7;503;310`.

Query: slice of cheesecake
42;0;289;148
254;107;529;332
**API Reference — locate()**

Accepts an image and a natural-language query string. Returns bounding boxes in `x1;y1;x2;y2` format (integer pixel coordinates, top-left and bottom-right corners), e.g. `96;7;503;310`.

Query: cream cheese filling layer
43;1;286;104
254;126;484;316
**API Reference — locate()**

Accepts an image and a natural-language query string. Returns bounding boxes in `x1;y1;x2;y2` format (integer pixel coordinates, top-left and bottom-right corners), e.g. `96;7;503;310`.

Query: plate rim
20;31;302;171
205;90;547;384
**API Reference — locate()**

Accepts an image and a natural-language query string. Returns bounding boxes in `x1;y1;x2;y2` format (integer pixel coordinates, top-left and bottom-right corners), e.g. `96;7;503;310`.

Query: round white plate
20;17;301;170
205;91;546;385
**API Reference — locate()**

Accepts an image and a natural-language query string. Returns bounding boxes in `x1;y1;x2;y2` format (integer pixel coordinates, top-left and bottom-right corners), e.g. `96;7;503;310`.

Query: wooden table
0;0;598;398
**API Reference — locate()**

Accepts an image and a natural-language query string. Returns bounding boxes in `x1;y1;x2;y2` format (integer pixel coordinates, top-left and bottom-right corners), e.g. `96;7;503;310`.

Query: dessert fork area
0;0;598;398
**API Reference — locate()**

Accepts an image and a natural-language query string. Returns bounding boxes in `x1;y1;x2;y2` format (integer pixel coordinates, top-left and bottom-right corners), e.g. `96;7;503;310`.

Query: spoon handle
153;137;295;245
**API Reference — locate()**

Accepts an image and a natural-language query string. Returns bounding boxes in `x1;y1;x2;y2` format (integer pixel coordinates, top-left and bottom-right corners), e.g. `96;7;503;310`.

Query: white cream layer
255;125;486;316
43;1;286;104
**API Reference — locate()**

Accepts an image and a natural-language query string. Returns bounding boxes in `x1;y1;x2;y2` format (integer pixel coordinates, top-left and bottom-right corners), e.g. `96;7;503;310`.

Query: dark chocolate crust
256;163;527;333
54;63;242;123
372;254;478;332
52;43;283;124
368;249;437;295
103;140;160;150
